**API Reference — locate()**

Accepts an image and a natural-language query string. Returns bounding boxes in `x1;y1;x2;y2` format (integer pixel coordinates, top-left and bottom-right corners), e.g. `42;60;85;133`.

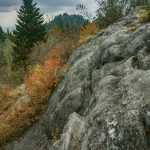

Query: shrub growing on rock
25;42;76;112
96;0;124;27
25;59;65;106
95;0;149;27
139;9;150;23
79;23;100;43
0;41;76;146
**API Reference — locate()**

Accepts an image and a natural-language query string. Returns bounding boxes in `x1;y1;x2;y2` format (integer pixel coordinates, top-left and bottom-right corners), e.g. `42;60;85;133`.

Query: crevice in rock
141;105;150;147
132;57;140;69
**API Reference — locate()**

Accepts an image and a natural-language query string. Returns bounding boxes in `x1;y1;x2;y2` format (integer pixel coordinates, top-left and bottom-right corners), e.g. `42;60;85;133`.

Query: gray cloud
37;0;77;7
0;6;19;12
0;0;79;12
0;0;20;12
36;0;79;13
0;0;18;7
0;0;97;29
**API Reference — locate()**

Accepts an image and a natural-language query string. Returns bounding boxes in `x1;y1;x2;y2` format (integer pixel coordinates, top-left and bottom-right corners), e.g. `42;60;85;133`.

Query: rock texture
5;8;150;150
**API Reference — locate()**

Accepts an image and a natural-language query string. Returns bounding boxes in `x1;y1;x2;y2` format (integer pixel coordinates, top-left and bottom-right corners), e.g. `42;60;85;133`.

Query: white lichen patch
99;133;106;143
106;119;118;140
147;111;150;116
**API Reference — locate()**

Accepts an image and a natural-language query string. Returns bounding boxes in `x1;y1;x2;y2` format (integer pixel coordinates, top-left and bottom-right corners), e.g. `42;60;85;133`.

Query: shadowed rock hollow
5;8;150;150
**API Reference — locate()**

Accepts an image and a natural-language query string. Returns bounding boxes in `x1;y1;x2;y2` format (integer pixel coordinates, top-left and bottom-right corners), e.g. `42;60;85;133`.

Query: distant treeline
45;13;89;32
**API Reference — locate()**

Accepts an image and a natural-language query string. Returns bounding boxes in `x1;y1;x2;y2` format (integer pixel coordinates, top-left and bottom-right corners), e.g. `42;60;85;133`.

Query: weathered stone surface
4;8;150;150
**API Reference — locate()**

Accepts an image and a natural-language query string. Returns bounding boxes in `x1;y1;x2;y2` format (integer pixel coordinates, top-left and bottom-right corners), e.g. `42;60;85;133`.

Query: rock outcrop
5;8;150;150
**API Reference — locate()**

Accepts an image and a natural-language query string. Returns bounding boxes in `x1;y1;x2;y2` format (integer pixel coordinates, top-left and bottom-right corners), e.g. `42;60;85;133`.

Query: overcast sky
0;0;98;31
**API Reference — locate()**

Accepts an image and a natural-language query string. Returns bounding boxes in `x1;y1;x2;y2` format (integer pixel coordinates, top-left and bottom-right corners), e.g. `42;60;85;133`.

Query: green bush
129;0;146;9
145;2;150;10
96;0;124;26
95;0;149;27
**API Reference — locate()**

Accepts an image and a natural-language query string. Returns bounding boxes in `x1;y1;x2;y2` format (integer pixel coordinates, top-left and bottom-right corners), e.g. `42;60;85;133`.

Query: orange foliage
46;42;76;61
0;41;77;146
0;25;95;146
25;59;65;104
0;102;33;145
0;38;79;147
25;41;76;112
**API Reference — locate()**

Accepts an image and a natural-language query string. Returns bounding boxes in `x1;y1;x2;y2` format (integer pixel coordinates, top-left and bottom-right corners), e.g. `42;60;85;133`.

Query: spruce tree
11;0;46;69
0;26;5;43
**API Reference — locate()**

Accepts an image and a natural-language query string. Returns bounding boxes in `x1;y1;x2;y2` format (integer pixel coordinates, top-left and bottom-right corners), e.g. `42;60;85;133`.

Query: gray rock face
5;8;150;150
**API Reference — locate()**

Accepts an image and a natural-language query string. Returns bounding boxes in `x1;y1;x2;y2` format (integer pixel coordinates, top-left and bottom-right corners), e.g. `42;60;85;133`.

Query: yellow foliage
25;42;76;106
50;26;63;39
127;25;139;32
79;23;100;43
139;9;150;23
81;23;99;36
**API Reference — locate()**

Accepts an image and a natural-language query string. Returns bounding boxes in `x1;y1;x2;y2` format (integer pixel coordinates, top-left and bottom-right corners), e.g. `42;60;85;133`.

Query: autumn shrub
0;23;86;147
46;42;76;62
0;86;12;114
0;35;78;147
80;23;99;37
79;23;99;43
30;28;77;65
30;33;61;65
0;59;65;144
50;26;63;39
25;41;76;112
30;42;52;64
139;9;150;23
0;101;34;145
25;60;65;105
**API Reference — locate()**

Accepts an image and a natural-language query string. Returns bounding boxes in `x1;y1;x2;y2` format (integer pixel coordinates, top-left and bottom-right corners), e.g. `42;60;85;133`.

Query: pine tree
0;26;5;43
11;0;47;69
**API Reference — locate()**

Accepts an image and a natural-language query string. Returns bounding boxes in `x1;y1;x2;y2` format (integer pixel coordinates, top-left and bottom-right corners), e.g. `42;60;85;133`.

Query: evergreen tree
0;26;5;43
11;0;47;69
0;26;5;66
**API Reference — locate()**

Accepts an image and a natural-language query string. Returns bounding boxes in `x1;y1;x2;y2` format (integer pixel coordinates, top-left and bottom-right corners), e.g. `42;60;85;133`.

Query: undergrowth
0;23;99;146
